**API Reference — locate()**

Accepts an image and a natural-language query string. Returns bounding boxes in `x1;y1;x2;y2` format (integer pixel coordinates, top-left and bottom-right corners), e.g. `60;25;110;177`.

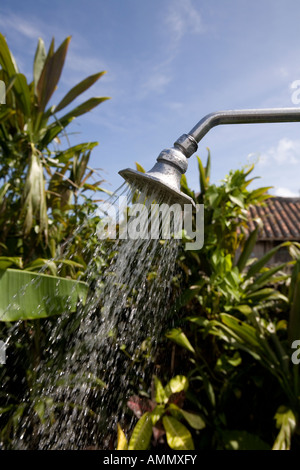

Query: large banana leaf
0;268;88;321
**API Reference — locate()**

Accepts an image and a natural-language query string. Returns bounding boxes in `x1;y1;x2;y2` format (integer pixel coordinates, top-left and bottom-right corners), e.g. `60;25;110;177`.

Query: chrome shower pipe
119;107;300;207
175;107;300;157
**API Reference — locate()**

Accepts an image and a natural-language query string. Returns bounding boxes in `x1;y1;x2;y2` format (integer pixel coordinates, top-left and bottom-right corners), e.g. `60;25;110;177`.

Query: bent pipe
119;107;300;207
174;107;300;157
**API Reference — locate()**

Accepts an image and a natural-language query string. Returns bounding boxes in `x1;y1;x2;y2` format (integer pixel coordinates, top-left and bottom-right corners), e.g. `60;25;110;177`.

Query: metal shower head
118;168;196;207
118;134;197;207
119;107;300;206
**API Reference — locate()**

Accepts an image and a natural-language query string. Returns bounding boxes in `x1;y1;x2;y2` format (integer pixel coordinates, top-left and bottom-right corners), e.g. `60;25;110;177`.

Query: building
247;197;300;264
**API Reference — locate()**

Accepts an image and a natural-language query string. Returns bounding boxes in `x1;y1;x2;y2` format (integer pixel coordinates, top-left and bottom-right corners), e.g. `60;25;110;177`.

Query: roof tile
248;197;300;241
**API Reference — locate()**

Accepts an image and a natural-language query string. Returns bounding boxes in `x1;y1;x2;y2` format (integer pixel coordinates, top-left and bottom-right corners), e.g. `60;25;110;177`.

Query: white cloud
165;0;205;43
257;137;300;167
136;0;205;100
0;14;43;39
273;187;299;197
140;72;172;96
166;101;184;111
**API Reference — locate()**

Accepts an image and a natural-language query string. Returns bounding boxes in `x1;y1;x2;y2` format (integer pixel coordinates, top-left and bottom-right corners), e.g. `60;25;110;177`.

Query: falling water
2;182;183;449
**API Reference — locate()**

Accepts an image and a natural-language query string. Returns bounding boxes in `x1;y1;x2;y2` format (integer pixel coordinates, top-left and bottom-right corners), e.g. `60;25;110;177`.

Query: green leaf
151;405;165;425
162;416;195;450
21;149;48;239
41;97;109;147
0;33;19;78
40;115;75;147
12;403;26;431
169;404;205;430
128;412;153;450
55;71;107;112
205;148;211;182
246;242;290;279
180;174;195;200
236;227;259;272
273;406;296;450
288;273;300;345
154;376;168;404
229;194;244;208
25;258;57;275
179;409;205;430
221;430;270;450
166;375;189;395
0;268;88;321
34;399;46;424
197;156;207;194
116;423;128;450
0;405;15;415
13;73;31;118
33;38;46;93
0;182;10;204
55;142;98;162
54;96;110;121
246;263;288;292
37;37;71;111
245;288;288;303
220;313;261;349
0;257;23;270
231;305;252;315
135;162;146;173
165;328;195;354
248;186;273;202
0;108;16;124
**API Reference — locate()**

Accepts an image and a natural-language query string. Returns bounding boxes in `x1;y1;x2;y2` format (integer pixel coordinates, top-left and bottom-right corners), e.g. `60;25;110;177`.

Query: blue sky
1;0;300;197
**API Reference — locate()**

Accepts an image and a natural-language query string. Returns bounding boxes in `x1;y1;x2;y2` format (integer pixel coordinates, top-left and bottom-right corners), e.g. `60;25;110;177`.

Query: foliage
0;33;110;275
117;375;204;450
163;153;300;450
0;268;88;321
1;33;300;451
123;152;300;451
0;34;110;448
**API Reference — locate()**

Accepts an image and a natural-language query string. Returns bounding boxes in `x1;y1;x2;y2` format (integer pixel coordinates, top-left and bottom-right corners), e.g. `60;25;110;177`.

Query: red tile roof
248;197;300;241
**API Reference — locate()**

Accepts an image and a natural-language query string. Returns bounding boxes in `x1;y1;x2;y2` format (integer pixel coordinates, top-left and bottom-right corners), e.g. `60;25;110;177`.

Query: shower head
119;107;300;206
119;134;197;207
119;133;198;207
118;168;196;207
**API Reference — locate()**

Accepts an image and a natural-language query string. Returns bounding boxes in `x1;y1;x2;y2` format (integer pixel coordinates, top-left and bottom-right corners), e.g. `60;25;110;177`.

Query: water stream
3;183;182;449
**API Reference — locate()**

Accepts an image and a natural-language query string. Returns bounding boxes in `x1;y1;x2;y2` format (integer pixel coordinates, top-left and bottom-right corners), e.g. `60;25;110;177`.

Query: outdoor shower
119;107;300;206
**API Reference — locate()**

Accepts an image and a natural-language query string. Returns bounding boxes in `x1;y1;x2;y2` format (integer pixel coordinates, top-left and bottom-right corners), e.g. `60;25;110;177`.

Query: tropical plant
162;154;300;450
117;375;205;450
0;33;110;321
0;33;109;273
126;154;300;450
0;34;110;448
